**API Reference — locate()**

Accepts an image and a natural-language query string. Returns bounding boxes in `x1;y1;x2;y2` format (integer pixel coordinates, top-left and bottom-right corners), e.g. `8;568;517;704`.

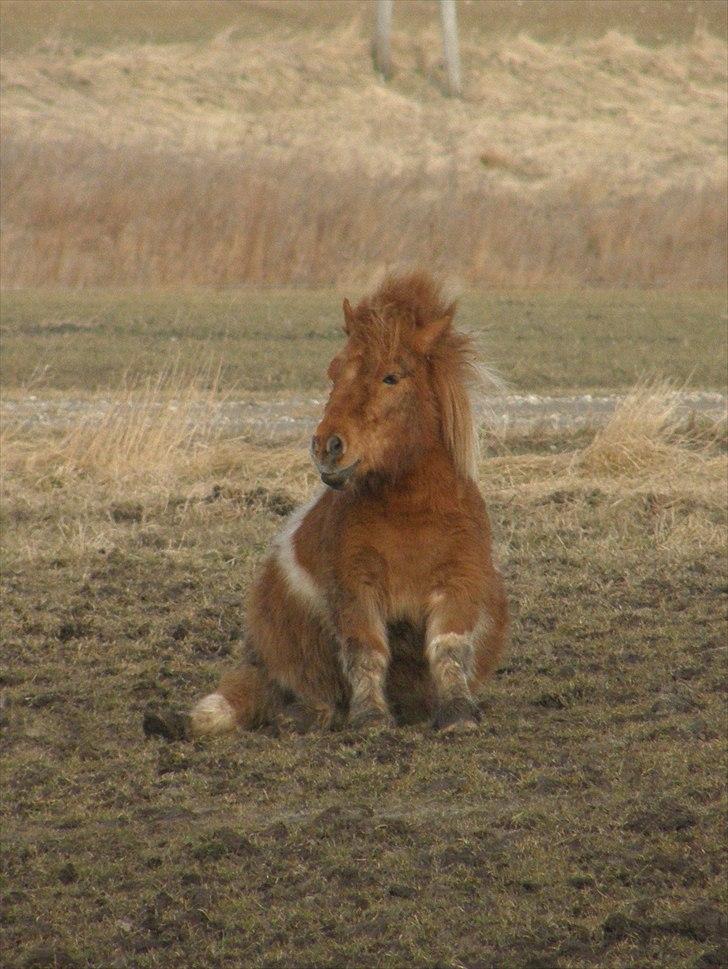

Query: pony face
311;297;452;490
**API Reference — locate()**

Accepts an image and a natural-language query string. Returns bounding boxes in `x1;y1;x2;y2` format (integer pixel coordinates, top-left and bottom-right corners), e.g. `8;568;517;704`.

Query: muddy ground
2;415;726;968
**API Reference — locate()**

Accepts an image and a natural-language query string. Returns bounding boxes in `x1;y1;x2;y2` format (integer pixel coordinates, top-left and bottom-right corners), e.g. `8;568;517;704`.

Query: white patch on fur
426;631;475;684
190;693;237;736
274;493;327;616
427;601;492;642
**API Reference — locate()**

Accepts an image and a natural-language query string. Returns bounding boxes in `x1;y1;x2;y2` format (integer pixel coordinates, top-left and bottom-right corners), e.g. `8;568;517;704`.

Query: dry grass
1;362;229;486
2;136;725;289
3;1;726;53
3;378;724;523
476;382;726;507
576;380;715;476
1;12;725;288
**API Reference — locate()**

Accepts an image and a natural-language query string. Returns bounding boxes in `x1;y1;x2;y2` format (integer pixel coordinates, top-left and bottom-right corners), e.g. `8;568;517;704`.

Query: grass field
2;288;726;394
2;282;727;968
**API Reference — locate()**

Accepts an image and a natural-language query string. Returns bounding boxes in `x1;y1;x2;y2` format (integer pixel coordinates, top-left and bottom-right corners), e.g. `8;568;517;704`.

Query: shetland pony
191;272;508;735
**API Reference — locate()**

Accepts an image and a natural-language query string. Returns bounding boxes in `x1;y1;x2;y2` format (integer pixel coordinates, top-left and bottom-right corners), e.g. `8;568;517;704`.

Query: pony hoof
349;707;395;732
432;698;482;734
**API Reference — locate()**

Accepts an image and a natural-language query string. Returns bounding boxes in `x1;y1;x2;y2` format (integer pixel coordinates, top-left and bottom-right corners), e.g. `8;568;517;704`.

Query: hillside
1;0;726;287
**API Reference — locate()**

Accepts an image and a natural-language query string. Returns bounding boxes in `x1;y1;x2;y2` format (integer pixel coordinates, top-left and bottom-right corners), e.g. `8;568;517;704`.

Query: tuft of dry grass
1;136;725;289
477;383;727;556
1;362;229;486
3;377;725;518
575;380;708;477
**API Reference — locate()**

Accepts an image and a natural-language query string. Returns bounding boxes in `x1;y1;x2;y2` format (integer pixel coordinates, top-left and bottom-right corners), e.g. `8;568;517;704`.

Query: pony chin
319;458;361;490
321;473;349;491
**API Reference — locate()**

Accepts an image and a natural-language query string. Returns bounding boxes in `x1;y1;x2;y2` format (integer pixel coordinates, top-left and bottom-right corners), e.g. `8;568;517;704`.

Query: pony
190;271;508;735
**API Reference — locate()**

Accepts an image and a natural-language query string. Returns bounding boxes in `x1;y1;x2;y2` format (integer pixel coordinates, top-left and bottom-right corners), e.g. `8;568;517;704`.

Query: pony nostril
326;435;344;459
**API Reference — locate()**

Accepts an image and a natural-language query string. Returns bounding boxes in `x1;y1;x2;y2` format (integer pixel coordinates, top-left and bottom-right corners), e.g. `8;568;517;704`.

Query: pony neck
356;439;462;501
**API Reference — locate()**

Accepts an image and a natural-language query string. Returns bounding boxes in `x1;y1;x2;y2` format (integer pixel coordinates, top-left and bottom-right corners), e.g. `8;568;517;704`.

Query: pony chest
340;508;459;588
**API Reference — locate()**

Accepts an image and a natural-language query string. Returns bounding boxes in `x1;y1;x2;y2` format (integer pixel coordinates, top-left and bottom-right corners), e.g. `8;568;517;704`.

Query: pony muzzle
311;431;358;488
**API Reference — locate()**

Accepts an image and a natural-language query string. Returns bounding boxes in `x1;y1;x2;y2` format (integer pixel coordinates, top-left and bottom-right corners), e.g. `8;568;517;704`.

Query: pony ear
413;306;455;353
342;298;356;334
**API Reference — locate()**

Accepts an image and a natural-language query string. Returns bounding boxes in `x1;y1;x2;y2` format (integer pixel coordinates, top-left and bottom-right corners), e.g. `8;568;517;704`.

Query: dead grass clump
1;16;725;289
575;381;705;477
2;363;228;485
188;440;316;505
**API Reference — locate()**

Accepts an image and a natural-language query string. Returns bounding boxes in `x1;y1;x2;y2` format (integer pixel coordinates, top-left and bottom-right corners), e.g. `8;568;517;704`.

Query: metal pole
373;0;394;80
439;0;462;97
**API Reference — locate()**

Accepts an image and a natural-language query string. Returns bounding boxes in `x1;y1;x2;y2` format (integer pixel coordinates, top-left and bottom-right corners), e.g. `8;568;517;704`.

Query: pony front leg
426;600;483;732
338;608;394;729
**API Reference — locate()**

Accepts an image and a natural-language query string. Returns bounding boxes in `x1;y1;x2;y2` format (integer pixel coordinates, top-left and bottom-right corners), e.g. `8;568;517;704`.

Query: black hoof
143;707;191;742
432;697;482;733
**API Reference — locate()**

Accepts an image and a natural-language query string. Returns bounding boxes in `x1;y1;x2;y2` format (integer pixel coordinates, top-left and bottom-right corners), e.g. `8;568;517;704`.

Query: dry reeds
1;21;725;289
1;135;725;289
1;362;229;484
2;378;725;562
3;377;724;503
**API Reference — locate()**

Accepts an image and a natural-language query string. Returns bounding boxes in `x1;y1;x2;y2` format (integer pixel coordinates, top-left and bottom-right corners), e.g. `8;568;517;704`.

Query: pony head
311;272;481;490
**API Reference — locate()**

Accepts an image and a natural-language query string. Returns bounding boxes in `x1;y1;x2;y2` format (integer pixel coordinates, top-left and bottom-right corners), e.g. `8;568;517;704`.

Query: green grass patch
2;288;726;394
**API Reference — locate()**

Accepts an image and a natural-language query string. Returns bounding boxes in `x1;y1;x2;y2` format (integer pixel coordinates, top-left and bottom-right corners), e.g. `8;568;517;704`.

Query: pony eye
382;373;400;385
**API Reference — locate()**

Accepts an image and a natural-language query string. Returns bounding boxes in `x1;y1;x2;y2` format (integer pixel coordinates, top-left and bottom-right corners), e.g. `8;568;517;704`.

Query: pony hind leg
191;649;346;738
246;555;347;731
190;554;353;737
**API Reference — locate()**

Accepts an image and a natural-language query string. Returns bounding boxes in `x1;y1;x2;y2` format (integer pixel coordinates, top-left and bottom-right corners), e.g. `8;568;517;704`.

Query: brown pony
190;272;508;735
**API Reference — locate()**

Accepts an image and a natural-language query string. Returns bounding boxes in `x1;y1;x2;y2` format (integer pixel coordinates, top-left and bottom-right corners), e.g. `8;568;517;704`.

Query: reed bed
1;18;725;289
2;136;725;289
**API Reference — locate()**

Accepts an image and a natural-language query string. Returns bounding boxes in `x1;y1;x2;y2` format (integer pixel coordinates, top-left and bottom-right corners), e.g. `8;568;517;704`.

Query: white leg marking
190;693;237;736
426;632;474;694
426;632;474;667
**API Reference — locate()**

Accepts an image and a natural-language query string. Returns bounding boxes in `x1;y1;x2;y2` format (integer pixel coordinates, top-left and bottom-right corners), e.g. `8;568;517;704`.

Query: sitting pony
191;271;508;735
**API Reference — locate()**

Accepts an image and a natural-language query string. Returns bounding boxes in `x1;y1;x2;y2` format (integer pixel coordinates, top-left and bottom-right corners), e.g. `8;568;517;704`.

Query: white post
373;0;394;80
439;0;462;97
